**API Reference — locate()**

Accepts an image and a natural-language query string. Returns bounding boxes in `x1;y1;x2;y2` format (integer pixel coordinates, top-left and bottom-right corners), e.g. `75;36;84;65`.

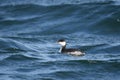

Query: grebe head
57;39;66;46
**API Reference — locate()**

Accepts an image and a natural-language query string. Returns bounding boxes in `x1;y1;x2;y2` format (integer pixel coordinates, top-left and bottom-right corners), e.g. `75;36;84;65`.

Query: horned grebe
57;39;85;56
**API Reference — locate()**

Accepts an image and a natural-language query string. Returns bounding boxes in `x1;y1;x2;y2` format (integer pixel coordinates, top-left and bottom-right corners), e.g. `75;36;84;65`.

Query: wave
3;54;39;61
0;0;118;7
94;43;120;53
0;3;120;36
0;38;34;53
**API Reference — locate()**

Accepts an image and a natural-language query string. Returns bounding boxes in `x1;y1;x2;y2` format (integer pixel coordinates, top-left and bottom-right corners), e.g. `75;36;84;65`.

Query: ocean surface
0;0;120;80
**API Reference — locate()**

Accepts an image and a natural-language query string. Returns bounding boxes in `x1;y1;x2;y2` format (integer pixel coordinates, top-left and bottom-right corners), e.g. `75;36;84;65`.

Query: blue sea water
0;0;120;80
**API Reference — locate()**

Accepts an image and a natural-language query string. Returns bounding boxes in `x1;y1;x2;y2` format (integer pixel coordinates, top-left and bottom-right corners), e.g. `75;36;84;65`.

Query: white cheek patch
58;42;66;46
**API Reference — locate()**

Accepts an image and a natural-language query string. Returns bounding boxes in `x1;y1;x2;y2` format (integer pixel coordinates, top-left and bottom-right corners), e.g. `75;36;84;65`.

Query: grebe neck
59;45;66;52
